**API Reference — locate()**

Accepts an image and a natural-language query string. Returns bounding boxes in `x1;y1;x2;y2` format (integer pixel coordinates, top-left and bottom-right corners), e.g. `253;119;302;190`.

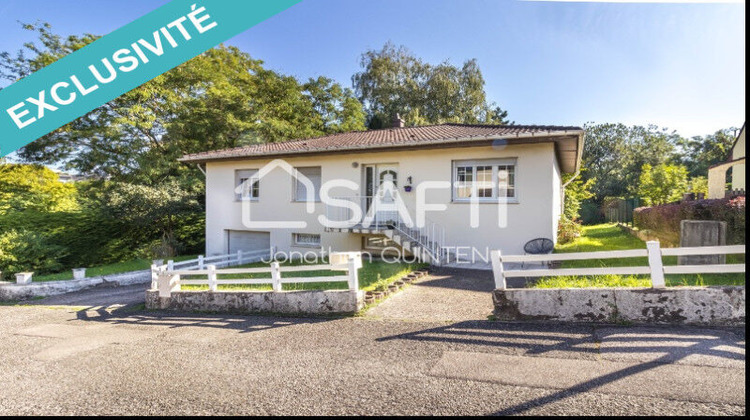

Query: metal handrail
327;195;448;264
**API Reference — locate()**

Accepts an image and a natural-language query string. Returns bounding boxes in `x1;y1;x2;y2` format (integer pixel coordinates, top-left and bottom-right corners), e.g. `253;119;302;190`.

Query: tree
0;163;78;214
674;128;738;178
562;173;595;221
1;23;366;184
689;176;708;196
581;123;679;203
96;180;204;257
303;76;367;134
352;42;509;129
638;163;688;206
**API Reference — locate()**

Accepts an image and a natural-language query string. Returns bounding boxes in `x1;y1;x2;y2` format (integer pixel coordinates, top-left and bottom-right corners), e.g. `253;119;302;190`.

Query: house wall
204;143;562;258
731;128;745;191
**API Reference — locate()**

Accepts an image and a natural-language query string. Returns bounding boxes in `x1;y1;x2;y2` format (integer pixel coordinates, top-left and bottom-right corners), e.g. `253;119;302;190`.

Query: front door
364;164;399;227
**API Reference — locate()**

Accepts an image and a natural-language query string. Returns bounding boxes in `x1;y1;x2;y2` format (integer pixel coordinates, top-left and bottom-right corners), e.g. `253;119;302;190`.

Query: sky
0;0;745;138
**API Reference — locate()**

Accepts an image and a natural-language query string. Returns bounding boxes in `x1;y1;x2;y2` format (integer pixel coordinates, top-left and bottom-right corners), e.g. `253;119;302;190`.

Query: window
452;159;517;202
293;233;321;247
363;236;399;250
235;169;259;201
294;167;321;202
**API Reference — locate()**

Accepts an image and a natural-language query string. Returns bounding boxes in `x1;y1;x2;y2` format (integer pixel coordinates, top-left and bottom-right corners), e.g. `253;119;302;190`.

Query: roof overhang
180;129;585;174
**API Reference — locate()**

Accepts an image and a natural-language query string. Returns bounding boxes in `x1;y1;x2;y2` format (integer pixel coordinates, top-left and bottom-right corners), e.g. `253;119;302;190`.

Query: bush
557;216;583;244
633;196;745;246
0;229;67;279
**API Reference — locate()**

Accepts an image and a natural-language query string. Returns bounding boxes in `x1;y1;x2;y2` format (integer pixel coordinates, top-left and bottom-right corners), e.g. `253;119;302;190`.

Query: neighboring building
180;120;584;265
53;169;96;183
708;124;746;199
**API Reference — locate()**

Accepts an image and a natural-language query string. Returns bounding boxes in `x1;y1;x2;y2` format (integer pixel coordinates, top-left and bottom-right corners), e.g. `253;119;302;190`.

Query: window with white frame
293;233;321;247
453;159;517;202
235;169;259;201
294;167;321;202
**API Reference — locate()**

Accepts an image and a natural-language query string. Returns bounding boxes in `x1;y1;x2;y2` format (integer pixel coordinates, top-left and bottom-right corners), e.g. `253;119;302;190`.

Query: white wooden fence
491;241;746;290
153;251;363;297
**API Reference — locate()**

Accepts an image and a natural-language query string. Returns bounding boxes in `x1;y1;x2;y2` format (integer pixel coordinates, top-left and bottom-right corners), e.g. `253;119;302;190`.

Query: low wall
0;270;150;301
618;224;670;246
493;287;745;326
146;289;364;315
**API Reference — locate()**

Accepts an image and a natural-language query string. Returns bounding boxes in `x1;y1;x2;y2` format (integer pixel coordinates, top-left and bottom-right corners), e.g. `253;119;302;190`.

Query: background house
708;123;745;199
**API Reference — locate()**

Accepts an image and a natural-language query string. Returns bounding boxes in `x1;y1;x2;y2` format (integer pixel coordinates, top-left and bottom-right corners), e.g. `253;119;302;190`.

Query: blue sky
0;0;745;137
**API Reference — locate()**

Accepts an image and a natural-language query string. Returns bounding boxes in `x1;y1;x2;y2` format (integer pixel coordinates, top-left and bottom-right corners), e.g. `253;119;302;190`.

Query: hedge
633;196;745;246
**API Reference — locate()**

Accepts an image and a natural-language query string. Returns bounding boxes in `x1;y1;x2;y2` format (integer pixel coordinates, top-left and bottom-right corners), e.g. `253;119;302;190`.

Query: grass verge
533;224;744;288
32;254;198;282
180;258;426;292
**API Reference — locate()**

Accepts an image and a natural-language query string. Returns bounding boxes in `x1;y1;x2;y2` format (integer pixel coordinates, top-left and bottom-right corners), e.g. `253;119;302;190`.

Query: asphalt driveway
0;276;744;415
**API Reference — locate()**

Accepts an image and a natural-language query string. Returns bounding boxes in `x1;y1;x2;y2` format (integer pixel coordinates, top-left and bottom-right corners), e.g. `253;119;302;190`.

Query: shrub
0;229;67;279
633;196;745;246
557;216;583;244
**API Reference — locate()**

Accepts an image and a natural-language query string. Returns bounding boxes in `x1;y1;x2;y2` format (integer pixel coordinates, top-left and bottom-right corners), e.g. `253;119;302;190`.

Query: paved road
0;277;745;415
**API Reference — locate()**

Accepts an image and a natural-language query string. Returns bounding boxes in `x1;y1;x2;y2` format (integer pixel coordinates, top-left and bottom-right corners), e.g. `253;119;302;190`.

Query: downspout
196;163;206;177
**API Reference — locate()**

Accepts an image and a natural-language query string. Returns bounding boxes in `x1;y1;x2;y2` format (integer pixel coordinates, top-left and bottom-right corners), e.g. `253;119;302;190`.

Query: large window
293;233;321;247
235;169;259;201
294;167;321;202
452;159;517;202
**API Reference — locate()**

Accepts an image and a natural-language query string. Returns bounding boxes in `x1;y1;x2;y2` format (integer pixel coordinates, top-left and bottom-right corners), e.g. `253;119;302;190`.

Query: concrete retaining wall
0;270;150;301
618;224;670;246
493;287;745;326
146;289;364;314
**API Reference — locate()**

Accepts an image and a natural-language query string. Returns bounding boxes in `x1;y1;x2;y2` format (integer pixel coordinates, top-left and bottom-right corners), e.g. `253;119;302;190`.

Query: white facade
204;142;563;259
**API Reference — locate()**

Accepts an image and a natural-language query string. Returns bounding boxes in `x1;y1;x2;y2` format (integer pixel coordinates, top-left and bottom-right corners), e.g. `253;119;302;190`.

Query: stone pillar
679;220;726;265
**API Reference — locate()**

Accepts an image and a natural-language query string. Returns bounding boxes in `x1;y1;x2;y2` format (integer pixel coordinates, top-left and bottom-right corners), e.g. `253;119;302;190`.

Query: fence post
491;250;506;290
158;273;179;298
207;264;217;292
271;262;282;292
167;260;174;271
198;255;204;270
647;241;666;289
150;264;158;289
237;250;243;265
347;257;359;291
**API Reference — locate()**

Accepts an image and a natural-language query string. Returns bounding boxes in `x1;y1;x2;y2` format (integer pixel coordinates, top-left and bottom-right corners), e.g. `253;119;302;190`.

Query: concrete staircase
383;222;448;266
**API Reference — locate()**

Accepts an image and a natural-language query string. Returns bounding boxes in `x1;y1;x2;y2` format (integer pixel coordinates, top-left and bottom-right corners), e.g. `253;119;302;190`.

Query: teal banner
0;0;301;157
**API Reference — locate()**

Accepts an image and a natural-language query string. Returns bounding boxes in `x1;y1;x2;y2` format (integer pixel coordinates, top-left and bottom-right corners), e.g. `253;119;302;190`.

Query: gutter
560;131;586;214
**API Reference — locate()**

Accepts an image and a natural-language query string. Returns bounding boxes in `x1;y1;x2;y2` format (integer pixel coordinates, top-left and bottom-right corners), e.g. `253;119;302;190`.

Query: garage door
227;230;271;254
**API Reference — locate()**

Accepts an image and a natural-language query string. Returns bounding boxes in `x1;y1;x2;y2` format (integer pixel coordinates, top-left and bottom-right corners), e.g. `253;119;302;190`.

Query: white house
180;119;584;266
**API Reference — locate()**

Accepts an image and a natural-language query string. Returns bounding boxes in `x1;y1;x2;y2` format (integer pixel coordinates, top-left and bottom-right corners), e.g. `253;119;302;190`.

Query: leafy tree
1;23;366;184
674;128;738;178
689;176;709;196
638;163;688;206
352;42;509;129
562;173;595;221
0;229;67;279
581;123;679;202
303;76;367;133
95;181;204;258
0;163;78;214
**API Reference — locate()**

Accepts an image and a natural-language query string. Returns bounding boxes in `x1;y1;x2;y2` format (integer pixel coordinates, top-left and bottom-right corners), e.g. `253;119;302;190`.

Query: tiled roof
179;123;583;164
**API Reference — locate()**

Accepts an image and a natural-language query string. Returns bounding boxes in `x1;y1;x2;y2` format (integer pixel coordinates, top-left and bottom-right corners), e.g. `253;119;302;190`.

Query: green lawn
533;224;745;288
181;258;426;292
32;254;199;282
